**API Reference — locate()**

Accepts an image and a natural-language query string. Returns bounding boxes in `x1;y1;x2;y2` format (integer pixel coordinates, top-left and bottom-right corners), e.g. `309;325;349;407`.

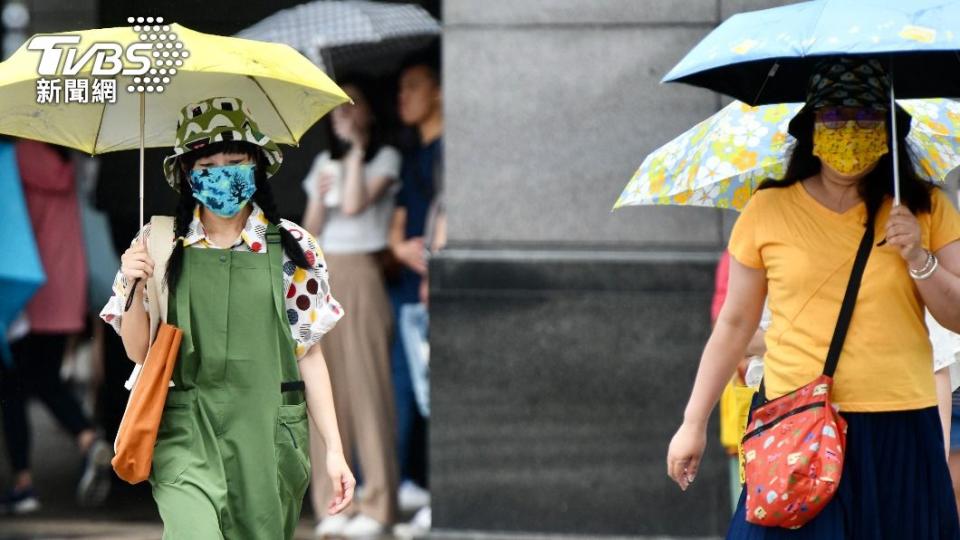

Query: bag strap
822;217;875;377
759;217;875;399
145;216;176;345
122;216;176;392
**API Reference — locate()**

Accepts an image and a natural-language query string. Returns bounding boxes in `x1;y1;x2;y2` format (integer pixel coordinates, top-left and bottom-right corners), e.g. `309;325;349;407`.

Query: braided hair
164;140;310;294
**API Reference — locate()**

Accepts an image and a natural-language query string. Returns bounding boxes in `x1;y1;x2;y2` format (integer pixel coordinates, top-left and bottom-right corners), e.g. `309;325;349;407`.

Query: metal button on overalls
150;226;310;540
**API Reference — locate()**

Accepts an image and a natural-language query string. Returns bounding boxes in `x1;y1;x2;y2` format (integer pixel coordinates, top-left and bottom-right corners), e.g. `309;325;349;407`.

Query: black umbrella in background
235;0;441;76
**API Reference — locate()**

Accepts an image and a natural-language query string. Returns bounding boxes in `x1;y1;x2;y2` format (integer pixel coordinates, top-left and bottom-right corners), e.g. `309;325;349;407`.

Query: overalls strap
266;225;288;337
266;225;305;405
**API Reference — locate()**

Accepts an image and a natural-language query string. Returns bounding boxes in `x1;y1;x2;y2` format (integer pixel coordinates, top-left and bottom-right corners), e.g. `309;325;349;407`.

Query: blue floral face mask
189;163;257;217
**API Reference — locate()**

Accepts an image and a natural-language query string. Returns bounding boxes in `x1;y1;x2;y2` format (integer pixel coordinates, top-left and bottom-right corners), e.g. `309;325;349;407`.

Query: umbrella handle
889;62;901;207
126;92;146;314
123;278;141;312
139;91;145;229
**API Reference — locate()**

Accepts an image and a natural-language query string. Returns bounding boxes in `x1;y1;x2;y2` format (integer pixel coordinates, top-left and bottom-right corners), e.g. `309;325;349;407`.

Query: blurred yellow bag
719;379;756;483
720;380;755;448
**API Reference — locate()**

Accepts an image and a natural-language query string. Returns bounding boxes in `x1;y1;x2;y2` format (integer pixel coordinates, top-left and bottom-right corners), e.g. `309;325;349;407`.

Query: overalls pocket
275;402;311;499
150;390;197;485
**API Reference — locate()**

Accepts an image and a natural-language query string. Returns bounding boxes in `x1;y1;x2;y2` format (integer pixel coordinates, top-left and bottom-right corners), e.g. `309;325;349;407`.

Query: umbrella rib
91;100;107;155
247;75;297;145
807;2;830;57
751;62;779;106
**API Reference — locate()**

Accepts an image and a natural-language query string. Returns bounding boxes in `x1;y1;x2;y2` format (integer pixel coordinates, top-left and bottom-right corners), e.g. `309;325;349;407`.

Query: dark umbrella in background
235;0;441;76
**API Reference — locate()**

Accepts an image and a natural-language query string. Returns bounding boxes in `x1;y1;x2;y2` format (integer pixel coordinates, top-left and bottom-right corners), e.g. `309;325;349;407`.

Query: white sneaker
341;514;386;538
397;480;430;512
0;486;41;515
314;514;349;538
393;506;431;538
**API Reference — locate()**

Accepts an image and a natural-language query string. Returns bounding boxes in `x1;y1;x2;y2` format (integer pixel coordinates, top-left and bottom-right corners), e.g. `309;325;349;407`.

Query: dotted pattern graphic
125;16;189;94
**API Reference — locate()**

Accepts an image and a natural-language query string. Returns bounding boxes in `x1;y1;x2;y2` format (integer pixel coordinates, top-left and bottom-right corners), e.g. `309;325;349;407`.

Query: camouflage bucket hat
162;96;283;190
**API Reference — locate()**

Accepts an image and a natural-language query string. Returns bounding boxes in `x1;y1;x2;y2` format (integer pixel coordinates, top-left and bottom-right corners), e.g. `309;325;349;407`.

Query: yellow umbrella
0;21;350;227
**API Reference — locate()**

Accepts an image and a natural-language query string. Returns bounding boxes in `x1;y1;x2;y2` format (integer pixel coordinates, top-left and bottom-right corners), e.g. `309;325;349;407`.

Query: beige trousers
309;253;399;525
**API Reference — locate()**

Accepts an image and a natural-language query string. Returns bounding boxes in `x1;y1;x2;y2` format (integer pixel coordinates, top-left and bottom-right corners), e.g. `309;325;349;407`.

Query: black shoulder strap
822;217;875;377
759;217;875;399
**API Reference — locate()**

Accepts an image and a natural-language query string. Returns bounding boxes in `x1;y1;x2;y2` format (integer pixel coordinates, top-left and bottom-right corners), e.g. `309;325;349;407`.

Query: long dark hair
757;105;933;225
164;140;310;294
327;77;386;162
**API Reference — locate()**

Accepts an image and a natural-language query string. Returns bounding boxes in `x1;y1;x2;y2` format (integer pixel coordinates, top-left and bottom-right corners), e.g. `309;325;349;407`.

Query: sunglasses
815;107;886;130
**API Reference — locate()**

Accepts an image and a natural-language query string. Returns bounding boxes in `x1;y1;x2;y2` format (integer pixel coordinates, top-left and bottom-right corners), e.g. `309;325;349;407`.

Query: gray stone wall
435;1;800;537
431;252;728;537
445;1;724;249
443;0;797;251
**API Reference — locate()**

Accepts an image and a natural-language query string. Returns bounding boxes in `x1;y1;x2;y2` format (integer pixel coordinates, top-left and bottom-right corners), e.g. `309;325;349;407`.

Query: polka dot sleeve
279;220;344;358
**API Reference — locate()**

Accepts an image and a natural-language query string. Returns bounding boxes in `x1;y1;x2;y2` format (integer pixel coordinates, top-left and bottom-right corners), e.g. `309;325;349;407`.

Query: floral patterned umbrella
614;98;960;211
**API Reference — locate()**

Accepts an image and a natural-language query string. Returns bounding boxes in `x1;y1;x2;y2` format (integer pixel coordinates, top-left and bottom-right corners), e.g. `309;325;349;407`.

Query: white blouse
301;146;400;254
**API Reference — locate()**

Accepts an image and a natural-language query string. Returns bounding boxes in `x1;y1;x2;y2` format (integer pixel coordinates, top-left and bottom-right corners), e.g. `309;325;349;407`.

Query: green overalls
150;225;311;540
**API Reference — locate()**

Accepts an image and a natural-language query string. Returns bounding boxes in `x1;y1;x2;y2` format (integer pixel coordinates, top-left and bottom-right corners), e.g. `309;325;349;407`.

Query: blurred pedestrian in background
302;79;401;538
948;361;960;522
67;152;123;442
929;185;960;524
929;312;960;455
1;139;112;514
668;58;960;537
389;45;442;535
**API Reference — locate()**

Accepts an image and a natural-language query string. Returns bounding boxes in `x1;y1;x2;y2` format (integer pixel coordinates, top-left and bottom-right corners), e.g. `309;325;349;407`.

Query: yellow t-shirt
729;182;960;412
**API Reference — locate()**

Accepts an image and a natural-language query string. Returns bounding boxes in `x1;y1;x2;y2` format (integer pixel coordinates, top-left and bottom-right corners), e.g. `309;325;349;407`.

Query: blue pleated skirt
727;405;960;539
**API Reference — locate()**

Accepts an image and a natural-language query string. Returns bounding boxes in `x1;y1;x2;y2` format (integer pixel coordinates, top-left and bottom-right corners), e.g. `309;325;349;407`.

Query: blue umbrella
0;140;45;365
663;0;960;105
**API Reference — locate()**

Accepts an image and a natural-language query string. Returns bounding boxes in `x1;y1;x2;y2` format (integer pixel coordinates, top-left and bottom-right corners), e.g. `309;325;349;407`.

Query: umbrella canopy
614;99;960;211
663;0;960;105
0;141;45;364
0;23;350;154
235;0;440;75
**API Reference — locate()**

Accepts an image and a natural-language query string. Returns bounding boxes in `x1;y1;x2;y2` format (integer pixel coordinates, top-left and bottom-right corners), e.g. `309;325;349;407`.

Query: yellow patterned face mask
812;121;889;176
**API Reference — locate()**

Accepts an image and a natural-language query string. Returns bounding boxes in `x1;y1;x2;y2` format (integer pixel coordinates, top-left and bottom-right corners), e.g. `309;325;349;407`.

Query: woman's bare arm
302;194;327;237
118;281;150;363
340;147;395;216
920;241;960;333
299;344;344;455
936;368;953;461
667;258;767;490
299;343;355;514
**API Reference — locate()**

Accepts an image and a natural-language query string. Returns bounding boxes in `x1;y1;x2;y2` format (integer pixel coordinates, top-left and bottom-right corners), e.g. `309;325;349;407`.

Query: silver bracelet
910;251;939;280
911;250;934;274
